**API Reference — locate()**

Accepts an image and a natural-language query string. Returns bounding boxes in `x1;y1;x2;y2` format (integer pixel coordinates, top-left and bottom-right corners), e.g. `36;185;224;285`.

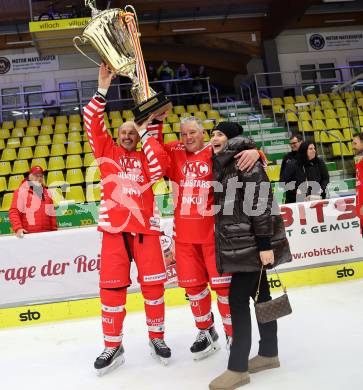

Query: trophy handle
125;5;141;36
73;36;102;67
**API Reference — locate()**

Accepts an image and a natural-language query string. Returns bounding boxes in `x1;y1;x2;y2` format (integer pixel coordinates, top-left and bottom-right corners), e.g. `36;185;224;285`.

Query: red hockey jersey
83;95;169;235
164;141;215;244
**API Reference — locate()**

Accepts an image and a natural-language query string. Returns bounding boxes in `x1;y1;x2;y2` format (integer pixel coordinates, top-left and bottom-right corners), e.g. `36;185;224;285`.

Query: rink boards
1;196;363;328
1;259;363;329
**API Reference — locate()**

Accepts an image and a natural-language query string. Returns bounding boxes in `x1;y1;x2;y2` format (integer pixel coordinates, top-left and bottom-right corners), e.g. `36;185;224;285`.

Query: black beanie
214;121;243;139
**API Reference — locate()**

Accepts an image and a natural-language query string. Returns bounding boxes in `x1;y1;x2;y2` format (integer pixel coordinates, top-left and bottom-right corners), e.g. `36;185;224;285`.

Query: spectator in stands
209;122;291;390
9;166;57;238
157;60;174;95
176;63;191;105
279;133;303;182
282;141;329;203
147;64;158;82
193;65;208;103
352;133;363;235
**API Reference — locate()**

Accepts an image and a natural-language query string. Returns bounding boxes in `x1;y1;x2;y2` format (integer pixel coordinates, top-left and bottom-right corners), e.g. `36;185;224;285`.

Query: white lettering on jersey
182;160;210;178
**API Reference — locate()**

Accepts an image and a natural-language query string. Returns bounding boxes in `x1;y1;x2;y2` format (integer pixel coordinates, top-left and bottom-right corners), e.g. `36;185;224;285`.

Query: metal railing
0;77;212;122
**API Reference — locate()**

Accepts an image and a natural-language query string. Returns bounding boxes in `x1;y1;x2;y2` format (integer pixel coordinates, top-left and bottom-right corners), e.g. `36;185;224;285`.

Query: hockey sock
100;287;127;347
141;284;165;339
185;285;213;330
215;287;232;337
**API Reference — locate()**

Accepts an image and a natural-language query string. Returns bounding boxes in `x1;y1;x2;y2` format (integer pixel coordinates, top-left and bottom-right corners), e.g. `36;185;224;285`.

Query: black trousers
228;271;278;372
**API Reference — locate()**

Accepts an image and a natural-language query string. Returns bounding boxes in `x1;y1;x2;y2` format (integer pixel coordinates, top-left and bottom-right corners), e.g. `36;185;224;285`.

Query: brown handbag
254;267;292;324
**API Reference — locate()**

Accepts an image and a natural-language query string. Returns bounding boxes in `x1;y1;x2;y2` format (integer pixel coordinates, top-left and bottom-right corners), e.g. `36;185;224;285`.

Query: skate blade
193;341;221;361
95;355;125;376
150;349;171;366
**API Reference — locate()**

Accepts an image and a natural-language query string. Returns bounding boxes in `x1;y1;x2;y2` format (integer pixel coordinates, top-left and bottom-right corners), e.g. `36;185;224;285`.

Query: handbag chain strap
254;266;287;304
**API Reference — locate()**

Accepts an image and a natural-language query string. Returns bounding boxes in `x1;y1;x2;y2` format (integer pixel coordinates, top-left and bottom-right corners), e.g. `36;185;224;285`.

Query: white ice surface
1;280;363;390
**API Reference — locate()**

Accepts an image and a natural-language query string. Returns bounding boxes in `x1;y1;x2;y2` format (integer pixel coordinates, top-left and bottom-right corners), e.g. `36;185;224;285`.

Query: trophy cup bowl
74;3;172;124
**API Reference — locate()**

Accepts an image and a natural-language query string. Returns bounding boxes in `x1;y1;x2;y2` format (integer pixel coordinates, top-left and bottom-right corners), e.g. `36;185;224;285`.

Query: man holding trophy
80;2;173;375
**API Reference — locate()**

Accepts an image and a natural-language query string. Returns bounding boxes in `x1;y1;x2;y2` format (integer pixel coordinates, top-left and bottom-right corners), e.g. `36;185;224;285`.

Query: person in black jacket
282;141;329;203
209;122;292;390
279;133;303;182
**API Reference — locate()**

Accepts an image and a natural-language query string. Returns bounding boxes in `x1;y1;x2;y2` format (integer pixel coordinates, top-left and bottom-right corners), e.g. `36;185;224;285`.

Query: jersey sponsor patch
182;160;210;178
149;216;160;228
144;272;167;282
119;156;142;171
211;276;232;285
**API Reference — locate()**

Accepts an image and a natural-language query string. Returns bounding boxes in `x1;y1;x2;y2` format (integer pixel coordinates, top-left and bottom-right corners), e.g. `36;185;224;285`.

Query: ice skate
190;326;220;361
94;345;125;376
226;335;232;354
149;338;171;366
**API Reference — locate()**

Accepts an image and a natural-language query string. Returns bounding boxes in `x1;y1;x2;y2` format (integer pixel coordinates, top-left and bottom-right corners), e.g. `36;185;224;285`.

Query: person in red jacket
352;133;363;234
83;64;171;375
161;118;262;360
9;166;57;237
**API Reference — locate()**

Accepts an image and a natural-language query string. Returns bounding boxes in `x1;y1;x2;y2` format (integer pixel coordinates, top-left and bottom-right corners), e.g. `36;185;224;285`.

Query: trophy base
133;92;172;125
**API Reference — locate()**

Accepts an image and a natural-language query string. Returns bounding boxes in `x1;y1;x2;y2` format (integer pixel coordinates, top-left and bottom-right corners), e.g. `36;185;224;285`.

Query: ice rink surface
1;279;363;390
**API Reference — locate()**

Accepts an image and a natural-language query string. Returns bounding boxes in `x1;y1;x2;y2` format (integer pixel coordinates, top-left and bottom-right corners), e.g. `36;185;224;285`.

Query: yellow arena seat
333;100;346;109
47;187;65;207
12;160;30;175
37;134;52;146
166;113;179;124
324;109;337;119
195;111;207;121
7;138;21;148
164;133;179;143
85;166;101;182
311;110;324;120
0;129;10;139
260;98;271;107
0;161;11;176
68;132;82;142
40;125;53;135
298;112;311;121
187;105;199;114
162;124;172;134
331;142;353;157
199;103;211;112
307;94;318;102
53;134;67;144
18;147;33;160
31;158;47;171
312;120;326;131
321;101;333;110
69;122;82;132
298;121;313;132
2;120;14;129
66;186;85;203
111;118;123;128
122;110;134;120
86;183;101;202
15;119;28;128
69;114;81;123
34;145;50;158
0;139;5;150
56;115;68;124
54;123;67;134
22;136;36;148
47;170;66;187
66;155;83;169
173;105;186;115
172;123;181;133
11;128;25;138
207;110;220;120
109;111;122;120
272;97;283;106
83;142;92;154
1;148;17;161
25;127;39;137
283;96;295;105
66;169;84;185
326;118;341;130
48;156;65;171
29;117;41;127
42;117;55;126
8;175;24;191
295;96;307;103
67;142;82;155
329;93;341;101
202;120;215;130
0;176;7;192
266;165;281;182
50;144;66;157
84;153;96;167
180;112;191;119
0;193;13;211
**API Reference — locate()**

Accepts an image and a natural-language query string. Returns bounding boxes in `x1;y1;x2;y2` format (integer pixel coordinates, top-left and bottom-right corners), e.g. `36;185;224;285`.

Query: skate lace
152;338;169;350
98;347;118;360
195;330;207;343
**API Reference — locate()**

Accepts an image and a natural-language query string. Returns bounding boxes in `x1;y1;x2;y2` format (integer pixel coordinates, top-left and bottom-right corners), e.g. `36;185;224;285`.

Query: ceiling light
324;18;356;23
6;40;33;45
171;27;207;33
